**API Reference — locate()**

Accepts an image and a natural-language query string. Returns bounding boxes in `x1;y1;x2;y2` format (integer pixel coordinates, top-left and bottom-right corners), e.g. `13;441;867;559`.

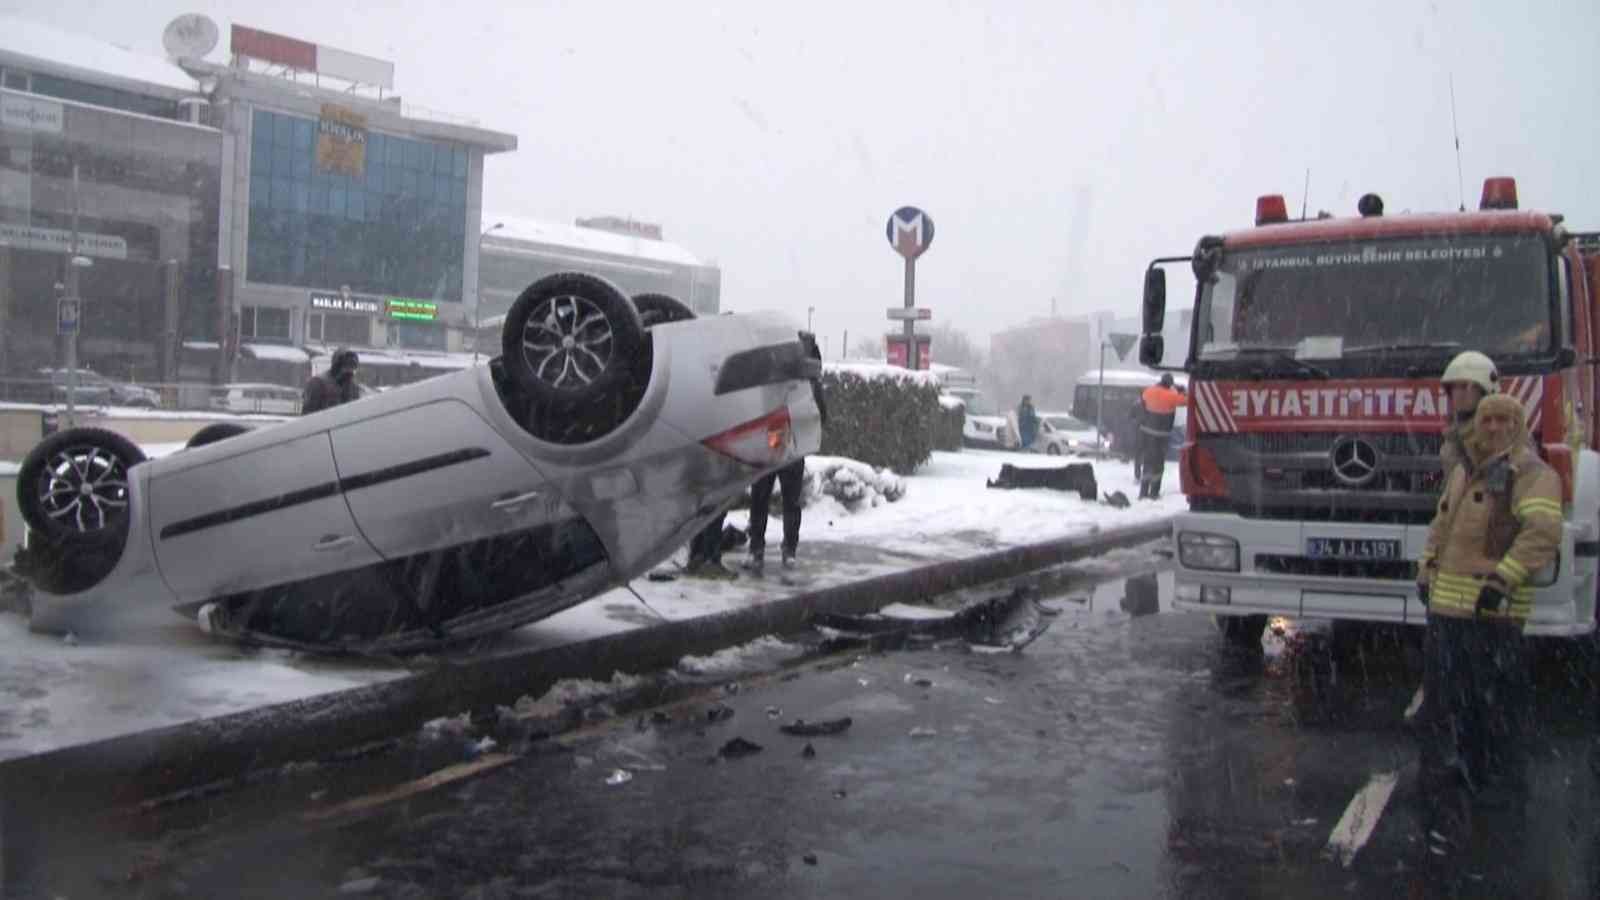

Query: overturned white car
11;273;822;652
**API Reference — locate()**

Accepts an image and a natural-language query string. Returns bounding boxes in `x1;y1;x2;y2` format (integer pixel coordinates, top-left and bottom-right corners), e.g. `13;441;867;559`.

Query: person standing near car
744;333;828;575
1414;393;1558;829
1136;374;1186;500
1016;395;1040;451
302;348;361;415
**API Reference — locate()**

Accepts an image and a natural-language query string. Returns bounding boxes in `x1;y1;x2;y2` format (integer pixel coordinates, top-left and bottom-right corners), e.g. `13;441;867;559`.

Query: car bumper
1171;510;1596;637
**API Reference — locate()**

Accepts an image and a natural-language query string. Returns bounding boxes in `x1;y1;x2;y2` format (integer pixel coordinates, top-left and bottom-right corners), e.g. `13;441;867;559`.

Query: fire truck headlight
1178;532;1240;572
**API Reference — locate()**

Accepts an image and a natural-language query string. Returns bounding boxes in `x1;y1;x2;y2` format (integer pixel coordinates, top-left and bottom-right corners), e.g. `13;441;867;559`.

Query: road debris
304;754;516;822
904;674;934;687
779;717;853;737
420;713;472;737
766;706;782;719
706;703;736;723
802;743;817;759
718;737;764;759
803;853;818;866
605;769;634;786
339;876;381;894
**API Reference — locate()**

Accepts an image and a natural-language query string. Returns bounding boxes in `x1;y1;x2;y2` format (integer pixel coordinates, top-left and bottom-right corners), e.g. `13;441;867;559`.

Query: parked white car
1033;413;1103;455
12;273;823;653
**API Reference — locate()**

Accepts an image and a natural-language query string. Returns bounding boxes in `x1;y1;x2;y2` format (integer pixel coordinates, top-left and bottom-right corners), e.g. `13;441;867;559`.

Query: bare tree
925;322;984;372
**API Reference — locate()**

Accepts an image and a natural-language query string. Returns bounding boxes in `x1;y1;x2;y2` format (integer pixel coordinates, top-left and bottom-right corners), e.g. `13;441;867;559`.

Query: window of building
388;320;448;350
239;306;291;343
26;72;179;120
245;109;468;303
308;311;371;346
1;67;30;91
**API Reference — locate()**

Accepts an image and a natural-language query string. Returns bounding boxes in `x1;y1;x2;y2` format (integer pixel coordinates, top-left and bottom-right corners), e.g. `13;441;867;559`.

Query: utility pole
64;163;84;429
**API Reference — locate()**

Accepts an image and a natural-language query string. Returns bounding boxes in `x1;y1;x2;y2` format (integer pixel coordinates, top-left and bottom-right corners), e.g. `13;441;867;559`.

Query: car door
329;399;559;562
149;431;383;603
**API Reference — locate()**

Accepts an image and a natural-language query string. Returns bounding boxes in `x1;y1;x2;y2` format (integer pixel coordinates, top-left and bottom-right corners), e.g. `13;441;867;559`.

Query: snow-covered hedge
818;364;942;473
810;456;907;509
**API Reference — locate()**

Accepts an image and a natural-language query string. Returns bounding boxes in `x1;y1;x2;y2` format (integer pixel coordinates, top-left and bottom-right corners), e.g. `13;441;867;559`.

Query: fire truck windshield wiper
1343;341;1461;356
1228;346;1330;379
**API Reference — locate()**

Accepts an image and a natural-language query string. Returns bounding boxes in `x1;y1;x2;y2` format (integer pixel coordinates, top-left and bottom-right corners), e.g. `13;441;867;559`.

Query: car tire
186;422;252;448
632;292;696;327
17;427;146;545
1218;613;1268;650
501;272;645;406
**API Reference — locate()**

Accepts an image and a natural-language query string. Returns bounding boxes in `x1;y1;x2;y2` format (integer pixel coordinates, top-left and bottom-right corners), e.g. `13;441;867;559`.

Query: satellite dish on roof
162;14;220;60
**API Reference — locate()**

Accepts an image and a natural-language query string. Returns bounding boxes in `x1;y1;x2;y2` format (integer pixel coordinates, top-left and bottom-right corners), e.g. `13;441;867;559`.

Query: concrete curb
0;518;1171;804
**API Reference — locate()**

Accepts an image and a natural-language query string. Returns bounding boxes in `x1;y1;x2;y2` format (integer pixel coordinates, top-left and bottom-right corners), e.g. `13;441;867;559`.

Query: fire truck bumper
1170;511;1596;637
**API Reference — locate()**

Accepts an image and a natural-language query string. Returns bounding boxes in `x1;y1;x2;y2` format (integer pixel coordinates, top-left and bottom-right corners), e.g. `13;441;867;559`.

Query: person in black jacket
744;333;828;575
302;348;361;415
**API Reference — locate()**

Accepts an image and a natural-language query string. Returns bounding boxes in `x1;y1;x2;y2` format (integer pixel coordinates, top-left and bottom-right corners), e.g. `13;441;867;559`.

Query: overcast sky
10;0;1599;355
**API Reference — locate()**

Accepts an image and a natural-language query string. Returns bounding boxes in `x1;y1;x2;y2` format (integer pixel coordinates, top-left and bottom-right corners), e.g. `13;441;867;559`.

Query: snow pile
938;394;967;410
806;455;907;510
502;671;645;720
823;362;943;388
673;636;797;677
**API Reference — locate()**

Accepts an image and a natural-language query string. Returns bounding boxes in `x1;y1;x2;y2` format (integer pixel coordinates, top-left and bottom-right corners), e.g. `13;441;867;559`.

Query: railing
0;378;302;417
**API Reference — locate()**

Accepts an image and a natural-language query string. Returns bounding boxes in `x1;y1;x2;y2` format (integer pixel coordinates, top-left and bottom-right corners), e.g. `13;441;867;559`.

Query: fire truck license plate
1306;538;1402;560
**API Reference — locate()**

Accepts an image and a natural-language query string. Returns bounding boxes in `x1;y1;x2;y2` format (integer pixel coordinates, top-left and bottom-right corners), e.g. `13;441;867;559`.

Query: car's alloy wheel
501;272;644;406
17;427;146;544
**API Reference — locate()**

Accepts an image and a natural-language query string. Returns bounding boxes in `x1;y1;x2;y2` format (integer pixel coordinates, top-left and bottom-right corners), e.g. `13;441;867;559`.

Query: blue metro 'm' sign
885;206;934;260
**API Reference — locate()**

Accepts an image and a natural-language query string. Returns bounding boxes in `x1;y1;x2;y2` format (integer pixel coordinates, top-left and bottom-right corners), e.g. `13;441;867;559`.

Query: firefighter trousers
1418;615;1531;794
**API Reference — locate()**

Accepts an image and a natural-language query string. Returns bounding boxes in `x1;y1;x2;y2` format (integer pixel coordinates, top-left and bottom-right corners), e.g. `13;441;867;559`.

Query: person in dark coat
1016;395;1040;451
302;348;361;415
744;333;829;575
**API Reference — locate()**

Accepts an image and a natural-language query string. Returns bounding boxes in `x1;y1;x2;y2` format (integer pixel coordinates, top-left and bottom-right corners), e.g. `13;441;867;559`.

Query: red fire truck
1139;178;1600;646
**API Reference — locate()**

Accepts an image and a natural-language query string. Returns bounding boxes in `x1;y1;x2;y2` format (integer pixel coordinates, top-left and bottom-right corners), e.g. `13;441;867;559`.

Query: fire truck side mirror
1139;334;1165;368
1143;267;1167;333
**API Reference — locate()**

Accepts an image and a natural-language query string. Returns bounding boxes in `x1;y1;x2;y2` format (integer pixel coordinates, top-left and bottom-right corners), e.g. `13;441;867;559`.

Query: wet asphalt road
10;562;1600;899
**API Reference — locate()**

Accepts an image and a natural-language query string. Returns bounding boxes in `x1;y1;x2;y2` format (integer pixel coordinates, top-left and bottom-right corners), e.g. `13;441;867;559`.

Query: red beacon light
1480;176;1518;210
1254;194;1288;226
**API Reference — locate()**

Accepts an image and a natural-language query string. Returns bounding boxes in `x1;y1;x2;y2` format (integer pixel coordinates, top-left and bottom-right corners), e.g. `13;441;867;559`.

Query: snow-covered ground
0;448;1179;761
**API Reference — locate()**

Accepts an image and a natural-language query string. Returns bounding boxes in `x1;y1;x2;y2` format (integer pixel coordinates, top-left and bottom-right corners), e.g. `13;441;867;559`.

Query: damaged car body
11;273;822;653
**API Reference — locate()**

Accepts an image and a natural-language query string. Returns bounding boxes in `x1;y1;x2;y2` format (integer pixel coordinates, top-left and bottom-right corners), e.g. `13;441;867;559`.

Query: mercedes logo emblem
1329;436;1380;487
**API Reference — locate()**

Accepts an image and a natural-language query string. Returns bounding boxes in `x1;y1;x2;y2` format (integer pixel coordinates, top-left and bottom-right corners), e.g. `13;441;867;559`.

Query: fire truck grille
1254;554;1419;581
1228;432;1443;456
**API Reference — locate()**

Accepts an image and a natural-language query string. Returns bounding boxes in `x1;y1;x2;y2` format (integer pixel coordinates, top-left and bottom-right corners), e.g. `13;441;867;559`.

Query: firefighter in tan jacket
1416;393;1561;798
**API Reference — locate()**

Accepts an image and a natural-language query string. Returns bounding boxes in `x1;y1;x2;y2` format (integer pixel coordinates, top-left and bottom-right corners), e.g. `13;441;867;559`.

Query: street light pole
474;222;504;365
807;306;814;333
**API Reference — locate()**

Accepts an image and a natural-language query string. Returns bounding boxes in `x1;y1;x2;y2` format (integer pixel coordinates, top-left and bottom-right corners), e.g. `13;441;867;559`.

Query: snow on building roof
0;16;200;94
484;214;705;268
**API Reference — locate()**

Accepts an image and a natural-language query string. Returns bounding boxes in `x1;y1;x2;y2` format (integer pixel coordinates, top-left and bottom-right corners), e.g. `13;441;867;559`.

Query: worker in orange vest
1137;374;1187;500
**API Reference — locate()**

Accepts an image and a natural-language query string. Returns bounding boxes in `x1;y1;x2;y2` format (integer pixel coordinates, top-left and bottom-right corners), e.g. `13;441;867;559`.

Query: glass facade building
246;109;468;303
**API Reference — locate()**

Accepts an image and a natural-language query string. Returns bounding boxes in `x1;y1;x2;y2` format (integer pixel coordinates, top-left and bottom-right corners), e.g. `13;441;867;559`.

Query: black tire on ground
17;427;146;544
501;272;645;406
632;292;696;327
1219;613;1268;649
186;422;252;448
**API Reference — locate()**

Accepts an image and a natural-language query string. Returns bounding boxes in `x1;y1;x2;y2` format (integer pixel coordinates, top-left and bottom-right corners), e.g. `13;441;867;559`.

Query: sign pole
1096;342;1106;452
903;256;916;370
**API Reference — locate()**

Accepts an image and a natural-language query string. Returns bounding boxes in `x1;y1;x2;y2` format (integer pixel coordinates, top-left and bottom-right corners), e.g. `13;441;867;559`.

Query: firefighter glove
1474;576;1508;618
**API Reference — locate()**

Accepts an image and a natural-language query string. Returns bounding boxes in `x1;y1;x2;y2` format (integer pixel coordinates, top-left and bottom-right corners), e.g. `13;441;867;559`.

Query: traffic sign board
885;207;934;260
57;297;80;336
886;307;932;321
1107;332;1138;361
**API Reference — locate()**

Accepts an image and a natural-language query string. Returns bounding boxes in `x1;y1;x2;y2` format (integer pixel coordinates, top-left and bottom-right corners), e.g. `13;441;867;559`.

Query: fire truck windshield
1196;234;1552;363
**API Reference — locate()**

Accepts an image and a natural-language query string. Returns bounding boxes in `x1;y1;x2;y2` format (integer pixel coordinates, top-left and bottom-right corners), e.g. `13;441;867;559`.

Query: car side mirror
1143;267;1166;333
1139;335;1165;368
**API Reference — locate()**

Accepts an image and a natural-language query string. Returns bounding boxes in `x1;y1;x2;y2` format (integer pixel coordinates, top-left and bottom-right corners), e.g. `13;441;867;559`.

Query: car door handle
313;535;358;552
491;489;543;511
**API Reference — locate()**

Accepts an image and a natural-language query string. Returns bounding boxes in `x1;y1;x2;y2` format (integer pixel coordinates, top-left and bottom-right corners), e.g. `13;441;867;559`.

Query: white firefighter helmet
1440;350;1498;394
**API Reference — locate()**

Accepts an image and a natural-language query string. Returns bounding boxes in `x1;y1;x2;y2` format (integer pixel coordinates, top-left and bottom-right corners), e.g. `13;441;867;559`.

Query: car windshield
1198;234;1553;360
